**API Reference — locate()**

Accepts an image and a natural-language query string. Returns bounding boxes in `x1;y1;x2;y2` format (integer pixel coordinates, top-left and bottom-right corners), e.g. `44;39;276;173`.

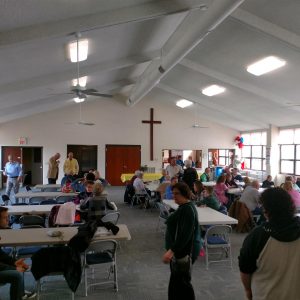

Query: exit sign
18;137;27;145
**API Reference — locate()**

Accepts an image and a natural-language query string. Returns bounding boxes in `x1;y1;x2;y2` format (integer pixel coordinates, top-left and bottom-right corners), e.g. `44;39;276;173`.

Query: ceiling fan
65;101;95;126
53;32;113;101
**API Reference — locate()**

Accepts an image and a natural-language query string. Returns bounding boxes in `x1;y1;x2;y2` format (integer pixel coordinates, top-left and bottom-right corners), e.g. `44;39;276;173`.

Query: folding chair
83;240;118;296
29;196;45;205
204;225;232;269
39;199;57;205
1;194;10;206
56;195;74;204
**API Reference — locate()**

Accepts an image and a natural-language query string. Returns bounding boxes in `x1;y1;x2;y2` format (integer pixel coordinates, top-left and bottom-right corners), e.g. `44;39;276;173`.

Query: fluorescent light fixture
73;97;85;103
72;76;87;87
202;84;226;96
68;39;89;62
176;99;193;108
247;56;286;76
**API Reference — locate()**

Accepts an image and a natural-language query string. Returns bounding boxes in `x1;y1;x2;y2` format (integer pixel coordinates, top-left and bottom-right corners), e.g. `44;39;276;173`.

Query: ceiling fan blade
78;121;95;126
81;88;98;93
86;92;113;98
192;124;209;128
48;92;74;96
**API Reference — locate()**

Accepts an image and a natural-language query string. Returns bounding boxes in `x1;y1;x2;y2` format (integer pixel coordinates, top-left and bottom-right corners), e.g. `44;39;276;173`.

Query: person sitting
214;174;229;206
282;181;300;208
71;172;95;193
240;180;261;215
193;180;204;202
232;168;243;182
182;160;198;193
133;171;147;194
196;186;220;211
200;167;210;182
286;175;300;192
262;175;275;188
80;182;116;223
225;173;238;188
93;170;109;187
61;178;75;193
243;176;251;189
0;207;36;300
165;177;179;200
159;169;168;184
175;155;184;168
75;180;94;204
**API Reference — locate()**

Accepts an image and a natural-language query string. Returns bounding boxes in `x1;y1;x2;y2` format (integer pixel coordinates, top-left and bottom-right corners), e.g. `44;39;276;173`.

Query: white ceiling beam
158;83;267;129
231;8;300;50
0;50;158;97
0;0;207;47
180;58;291;106
127;0;245;106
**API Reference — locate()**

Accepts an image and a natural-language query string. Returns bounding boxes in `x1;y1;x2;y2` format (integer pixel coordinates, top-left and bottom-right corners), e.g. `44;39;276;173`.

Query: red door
105;145;141;186
2;147;22;186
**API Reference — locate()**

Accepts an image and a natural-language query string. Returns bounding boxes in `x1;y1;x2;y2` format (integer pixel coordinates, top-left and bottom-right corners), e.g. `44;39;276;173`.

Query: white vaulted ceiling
0;0;300;131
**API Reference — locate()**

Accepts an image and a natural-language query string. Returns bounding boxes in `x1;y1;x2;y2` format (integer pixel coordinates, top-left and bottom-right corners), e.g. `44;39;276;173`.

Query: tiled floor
0;186;247;299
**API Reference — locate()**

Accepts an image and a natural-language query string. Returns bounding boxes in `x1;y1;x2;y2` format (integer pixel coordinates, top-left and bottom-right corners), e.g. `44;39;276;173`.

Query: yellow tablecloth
120;173;161;183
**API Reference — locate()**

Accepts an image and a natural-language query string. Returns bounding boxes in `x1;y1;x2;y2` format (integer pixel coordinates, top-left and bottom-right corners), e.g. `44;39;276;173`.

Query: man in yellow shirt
63;152;79;177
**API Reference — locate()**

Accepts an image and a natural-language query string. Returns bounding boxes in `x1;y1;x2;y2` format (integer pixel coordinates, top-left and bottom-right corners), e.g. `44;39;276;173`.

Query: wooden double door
105;145;141;186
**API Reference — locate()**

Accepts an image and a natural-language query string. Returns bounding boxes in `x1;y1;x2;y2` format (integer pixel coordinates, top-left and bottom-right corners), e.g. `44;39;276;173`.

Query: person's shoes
22;291;37;299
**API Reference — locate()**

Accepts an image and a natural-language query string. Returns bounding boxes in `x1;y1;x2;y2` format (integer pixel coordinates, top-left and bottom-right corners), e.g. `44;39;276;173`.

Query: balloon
238;142;244;149
240;137;244;143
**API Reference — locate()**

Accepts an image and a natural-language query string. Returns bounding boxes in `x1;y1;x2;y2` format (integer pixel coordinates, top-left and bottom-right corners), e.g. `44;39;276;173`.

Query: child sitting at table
196;186;220;211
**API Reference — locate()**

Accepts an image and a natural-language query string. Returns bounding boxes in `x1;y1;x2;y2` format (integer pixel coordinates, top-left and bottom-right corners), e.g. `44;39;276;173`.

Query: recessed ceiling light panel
72;76;87;87
68;39;89;62
247;56;286;76
73;97;85;103
202;85;226;97
176;99;193;108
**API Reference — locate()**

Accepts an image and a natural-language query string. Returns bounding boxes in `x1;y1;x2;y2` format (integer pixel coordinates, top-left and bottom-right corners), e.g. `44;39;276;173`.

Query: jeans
6;178;20;203
168;259;195;300
0;269;24;300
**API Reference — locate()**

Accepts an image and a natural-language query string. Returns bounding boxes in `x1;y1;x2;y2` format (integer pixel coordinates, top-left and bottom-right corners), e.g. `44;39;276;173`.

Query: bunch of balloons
235;136;244;149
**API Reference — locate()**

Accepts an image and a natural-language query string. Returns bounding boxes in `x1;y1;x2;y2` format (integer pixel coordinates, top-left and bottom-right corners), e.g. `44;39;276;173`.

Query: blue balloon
240;137;244;143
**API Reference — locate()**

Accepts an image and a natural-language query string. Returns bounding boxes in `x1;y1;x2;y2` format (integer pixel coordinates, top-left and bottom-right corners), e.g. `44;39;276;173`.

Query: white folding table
7;204;59;216
163;200;238;225
0;224;131;247
34;184;61;191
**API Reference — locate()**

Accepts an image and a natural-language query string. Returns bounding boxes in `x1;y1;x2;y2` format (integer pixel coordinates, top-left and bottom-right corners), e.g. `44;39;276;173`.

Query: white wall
0;93;238;183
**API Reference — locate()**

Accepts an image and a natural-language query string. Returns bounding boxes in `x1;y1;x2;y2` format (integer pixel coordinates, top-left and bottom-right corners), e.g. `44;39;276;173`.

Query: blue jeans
0;269;24;300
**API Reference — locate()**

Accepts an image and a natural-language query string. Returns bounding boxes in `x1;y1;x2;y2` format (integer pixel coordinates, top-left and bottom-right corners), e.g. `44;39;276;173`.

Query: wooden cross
142;108;162;161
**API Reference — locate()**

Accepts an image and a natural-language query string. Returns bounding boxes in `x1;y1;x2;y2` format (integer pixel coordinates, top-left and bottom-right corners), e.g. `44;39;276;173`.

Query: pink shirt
214;183;228;205
288;190;300;207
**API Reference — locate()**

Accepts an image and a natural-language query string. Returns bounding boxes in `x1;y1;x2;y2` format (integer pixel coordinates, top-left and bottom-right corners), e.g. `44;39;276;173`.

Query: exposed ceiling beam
231;8;300;51
179;58;292;106
127;0;245;106
158;83;267;129
0;0;207;47
0;50;158;99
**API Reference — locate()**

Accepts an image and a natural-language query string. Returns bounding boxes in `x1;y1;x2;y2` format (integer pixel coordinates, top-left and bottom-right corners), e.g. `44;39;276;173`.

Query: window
241;132;266;171
279;128;300;175
218;149;234;166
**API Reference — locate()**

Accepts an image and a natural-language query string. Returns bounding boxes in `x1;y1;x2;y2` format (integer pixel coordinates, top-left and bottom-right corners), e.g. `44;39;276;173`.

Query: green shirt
165;201;201;261
196;195;220;211
200;173;209;182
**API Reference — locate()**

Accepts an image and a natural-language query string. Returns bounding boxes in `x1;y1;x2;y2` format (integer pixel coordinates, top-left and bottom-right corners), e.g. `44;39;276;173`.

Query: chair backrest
205;225;232;244
40;199;57;205
55;202;76;225
43;187;58;192
101;212;120;225
29;197;45;205
25;185;32;191
156;202;170;219
85;239;117;260
88;196;108;220
19;215;45;228
56;195;74;204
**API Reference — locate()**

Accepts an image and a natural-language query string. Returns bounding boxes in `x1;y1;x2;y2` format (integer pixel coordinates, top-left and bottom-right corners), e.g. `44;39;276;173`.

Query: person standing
47;153;60;184
3;155;22;200
239;188;300;300
163;182;201;300
63;152;79;178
